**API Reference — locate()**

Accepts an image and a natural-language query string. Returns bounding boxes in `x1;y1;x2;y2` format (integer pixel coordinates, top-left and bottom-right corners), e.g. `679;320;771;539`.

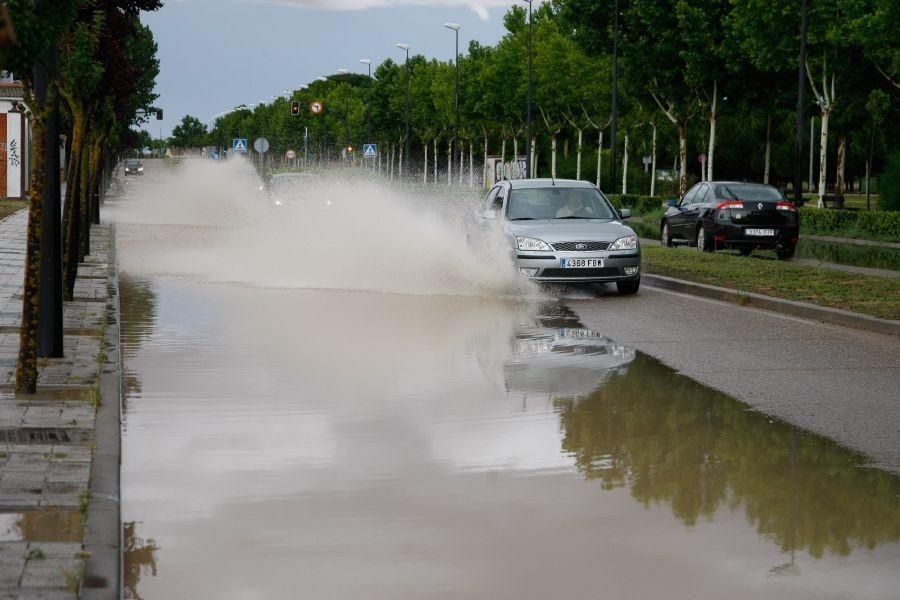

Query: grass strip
0;199;25;221
641;245;900;320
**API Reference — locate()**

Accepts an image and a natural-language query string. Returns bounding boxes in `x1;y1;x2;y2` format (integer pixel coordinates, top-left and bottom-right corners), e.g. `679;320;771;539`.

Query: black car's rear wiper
511;217;538;221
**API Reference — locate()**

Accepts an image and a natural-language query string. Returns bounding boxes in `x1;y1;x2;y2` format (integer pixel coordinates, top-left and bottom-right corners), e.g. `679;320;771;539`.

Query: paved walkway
0;209;112;599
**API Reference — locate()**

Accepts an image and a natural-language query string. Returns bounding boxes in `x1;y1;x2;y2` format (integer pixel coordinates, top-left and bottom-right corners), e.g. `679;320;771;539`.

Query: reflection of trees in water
124;521;159;600
555;354;900;558
119;276;158;417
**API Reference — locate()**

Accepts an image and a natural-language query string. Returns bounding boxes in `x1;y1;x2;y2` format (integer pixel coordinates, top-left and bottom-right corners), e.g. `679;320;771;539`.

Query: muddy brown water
118;274;900;599
114;163;899;599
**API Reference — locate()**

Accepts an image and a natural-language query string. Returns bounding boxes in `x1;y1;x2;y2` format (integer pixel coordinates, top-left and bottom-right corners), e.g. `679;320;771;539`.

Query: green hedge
608;194;666;216
799;207;900;242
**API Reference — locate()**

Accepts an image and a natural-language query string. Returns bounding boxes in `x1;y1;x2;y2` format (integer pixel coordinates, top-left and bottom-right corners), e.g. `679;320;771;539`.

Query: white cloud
262;0;515;20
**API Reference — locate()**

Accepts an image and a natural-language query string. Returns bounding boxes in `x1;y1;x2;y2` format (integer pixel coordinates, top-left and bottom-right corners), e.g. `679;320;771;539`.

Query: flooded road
115;161;900;599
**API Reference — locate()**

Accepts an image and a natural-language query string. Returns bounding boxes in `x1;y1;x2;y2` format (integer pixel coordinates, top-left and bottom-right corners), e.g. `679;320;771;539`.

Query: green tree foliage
170;115;208;148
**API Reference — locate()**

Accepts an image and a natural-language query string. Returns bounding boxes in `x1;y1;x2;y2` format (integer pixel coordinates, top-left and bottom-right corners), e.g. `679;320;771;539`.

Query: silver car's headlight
516;236;553;251
609;235;638;251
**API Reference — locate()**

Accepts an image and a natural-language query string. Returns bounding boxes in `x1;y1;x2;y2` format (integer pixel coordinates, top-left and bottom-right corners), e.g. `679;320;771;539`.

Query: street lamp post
793;0;809;206
360;59;372;143
317;76;328;165
396;43;411;178
522;0;533;178
444;23;461;186
610;0;620;191
338;68;351;164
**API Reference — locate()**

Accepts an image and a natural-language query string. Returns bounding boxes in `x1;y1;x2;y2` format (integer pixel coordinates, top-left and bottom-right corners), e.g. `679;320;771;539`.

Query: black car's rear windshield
508;187;617;220
715;184;782;202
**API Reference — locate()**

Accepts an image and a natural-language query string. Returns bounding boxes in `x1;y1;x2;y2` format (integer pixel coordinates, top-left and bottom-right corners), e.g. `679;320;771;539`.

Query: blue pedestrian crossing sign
232;138;249;153
363;143;377;158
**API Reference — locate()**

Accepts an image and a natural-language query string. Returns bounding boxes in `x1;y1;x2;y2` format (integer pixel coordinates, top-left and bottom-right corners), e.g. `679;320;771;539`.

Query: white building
0;79;30;199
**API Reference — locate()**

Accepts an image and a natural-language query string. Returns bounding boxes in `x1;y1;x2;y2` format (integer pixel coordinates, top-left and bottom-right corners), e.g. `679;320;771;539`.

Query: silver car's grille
552;241;611;252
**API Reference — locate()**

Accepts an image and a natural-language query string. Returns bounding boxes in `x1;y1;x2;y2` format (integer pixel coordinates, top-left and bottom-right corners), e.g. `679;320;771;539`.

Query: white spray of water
111;158;531;298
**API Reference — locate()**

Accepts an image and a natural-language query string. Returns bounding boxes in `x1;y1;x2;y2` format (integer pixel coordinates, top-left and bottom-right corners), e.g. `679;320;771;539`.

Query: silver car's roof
507;178;597;190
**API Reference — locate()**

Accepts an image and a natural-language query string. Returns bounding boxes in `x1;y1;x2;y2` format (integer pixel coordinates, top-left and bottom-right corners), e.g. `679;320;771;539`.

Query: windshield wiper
556;216;594;219
511;217;538;221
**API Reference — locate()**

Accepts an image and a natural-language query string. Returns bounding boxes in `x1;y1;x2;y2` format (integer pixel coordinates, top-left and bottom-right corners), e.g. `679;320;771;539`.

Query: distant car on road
266;172;323;207
475;179;642;294
124;159;143;176
660;181;799;259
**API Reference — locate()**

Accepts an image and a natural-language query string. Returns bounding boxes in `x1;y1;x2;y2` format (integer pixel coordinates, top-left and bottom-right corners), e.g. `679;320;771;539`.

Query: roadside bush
800;207;900;242
877;150;900;212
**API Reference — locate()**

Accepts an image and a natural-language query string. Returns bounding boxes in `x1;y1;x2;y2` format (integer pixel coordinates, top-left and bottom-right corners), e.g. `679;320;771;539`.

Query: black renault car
660;181;799;259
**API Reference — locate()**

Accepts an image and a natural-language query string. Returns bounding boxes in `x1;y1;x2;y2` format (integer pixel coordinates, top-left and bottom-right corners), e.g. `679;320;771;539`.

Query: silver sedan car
476;179;641;294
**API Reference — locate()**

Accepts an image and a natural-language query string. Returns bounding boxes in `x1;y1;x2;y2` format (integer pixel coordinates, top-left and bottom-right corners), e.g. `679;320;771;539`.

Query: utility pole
524;0;533;179
445;23;461;184
396;43;411;177
610;0;619;191
35;15;63;358
793;0;808;205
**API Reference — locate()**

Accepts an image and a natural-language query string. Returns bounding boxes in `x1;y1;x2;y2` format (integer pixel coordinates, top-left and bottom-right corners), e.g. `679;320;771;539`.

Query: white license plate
561;258;605;268
745;228;776;236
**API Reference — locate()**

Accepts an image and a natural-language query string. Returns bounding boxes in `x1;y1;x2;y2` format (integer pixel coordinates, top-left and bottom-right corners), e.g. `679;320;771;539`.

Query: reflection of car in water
474;303;636;398
265;172;323;207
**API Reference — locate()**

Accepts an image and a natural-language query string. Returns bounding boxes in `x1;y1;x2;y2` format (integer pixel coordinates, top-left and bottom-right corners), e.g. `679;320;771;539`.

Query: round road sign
310;100;323;115
286;149;297;160
254;137;270;154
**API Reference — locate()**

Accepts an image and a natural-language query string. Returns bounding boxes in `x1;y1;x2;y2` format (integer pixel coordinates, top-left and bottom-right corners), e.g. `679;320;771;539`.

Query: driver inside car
556;193;596;218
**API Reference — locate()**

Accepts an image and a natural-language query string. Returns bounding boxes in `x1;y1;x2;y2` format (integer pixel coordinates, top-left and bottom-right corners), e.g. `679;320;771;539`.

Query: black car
660;181;799;259
124;159;144;176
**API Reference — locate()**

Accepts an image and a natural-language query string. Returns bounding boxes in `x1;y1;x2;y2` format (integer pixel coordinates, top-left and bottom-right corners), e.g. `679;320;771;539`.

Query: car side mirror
666;198;678;208
618;208;632;219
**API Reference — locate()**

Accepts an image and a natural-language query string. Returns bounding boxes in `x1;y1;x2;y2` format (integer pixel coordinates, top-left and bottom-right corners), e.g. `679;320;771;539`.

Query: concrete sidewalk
0;209;116;599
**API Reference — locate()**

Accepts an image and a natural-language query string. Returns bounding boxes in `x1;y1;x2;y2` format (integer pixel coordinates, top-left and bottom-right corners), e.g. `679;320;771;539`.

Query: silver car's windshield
270;174;320;195
507;187;617;220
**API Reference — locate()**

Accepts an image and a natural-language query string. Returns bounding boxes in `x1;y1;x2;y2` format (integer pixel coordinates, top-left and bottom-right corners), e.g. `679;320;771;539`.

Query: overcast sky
141;0;516;137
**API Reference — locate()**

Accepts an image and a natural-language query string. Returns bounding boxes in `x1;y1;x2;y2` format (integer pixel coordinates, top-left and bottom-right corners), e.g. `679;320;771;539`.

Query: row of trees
185;0;896;208
6;0;161;392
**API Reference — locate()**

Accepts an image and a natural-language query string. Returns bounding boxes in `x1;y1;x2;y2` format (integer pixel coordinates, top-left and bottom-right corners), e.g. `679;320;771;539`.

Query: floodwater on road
115;160;900;600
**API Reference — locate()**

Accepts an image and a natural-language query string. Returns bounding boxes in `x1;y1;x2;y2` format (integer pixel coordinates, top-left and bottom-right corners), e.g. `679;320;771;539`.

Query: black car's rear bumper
708;223;799;250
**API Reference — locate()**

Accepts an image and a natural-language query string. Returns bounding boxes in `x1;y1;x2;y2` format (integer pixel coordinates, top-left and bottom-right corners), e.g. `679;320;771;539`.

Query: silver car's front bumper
515;251;641;283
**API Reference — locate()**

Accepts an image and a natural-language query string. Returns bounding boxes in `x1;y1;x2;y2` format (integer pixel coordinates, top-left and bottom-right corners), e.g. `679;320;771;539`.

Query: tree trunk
835;134;846;195
621;134;629;194
423;144;428;184
78;137;91;261
531;137;537;177
817;108;829;207
501;138;506;167
89;137;103;226
433;138;438;183
763;114;772;185
398;142;404;179
15;97;46;394
575;129;583;180
482;134;488;189
63;110;85;301
513;138;518;165
707;79;717;182
458;145;463;187
678;119;688;197
469;142;474;188
447;139;452;187
551;135;557;179
389;143;394;180
650;124;657;197
596;130;603;189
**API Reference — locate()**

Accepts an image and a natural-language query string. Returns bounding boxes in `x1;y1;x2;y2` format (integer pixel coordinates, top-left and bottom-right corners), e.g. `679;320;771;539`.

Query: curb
642;272;900;337
81;224;122;599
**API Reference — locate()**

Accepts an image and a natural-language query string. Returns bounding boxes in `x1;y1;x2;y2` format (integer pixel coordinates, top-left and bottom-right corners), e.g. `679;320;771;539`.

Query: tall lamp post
317;76;329;165
609;0;620;191
337;68;351;163
360;59;372;143
793;0;809;206
444;23;461;185
522;0;533;178
396;43;411;177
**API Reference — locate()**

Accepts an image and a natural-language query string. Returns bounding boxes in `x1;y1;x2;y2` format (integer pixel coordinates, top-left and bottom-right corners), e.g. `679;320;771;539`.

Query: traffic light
291;101;300;116
155;108;163;120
